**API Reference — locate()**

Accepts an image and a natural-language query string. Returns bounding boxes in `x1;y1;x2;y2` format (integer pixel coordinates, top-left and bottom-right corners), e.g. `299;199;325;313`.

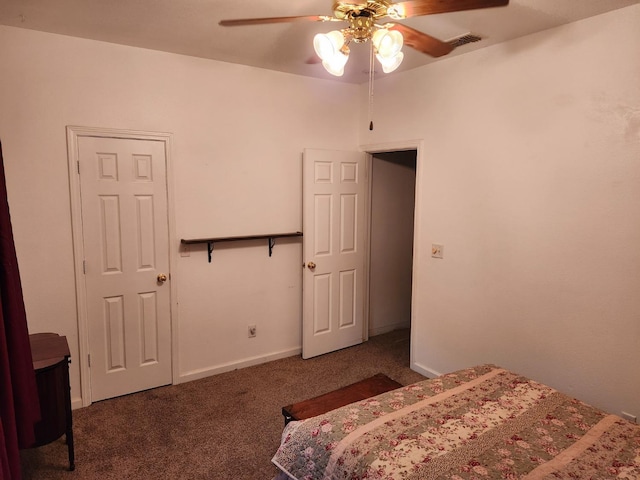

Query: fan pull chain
368;41;375;131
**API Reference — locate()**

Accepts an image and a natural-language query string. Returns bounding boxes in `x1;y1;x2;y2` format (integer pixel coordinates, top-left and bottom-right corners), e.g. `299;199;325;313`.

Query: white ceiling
1;0;638;84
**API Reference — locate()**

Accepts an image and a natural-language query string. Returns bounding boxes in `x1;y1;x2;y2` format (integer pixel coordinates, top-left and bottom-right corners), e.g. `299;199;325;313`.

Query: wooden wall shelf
181;232;303;262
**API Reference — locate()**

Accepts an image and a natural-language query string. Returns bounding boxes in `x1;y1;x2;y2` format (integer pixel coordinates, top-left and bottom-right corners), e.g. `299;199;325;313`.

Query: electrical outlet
248;324;257;338
621;411;637;423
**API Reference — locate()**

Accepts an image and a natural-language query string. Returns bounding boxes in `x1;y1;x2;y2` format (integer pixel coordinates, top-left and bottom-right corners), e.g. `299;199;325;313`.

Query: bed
272;365;640;479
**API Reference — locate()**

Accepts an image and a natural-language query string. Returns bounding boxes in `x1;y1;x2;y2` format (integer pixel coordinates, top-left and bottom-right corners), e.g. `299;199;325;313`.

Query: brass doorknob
157;273;168;283
307;262;316;270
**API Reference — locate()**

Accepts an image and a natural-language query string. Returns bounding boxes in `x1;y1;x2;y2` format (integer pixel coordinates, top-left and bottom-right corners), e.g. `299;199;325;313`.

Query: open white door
302;148;367;359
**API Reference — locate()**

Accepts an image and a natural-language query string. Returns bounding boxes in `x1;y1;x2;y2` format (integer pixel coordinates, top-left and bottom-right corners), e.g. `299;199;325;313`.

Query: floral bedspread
272;365;640;479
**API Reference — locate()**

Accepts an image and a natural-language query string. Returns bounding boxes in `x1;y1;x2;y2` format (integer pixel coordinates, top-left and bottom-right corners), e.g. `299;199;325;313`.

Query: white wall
360;5;640;417
369;152;416;336
0;26;360;405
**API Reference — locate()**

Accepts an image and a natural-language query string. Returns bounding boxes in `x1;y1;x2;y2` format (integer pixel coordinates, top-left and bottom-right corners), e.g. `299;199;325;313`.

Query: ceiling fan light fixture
376;50;404;73
386;4;406;19
322;48;349;76
372;29;403;58
314;30;350;76
322;59;345;76
313;30;345;61
221;0;511;78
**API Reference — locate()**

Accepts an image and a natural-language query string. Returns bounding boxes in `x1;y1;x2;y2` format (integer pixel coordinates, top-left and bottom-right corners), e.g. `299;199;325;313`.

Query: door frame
360;139;424;371
66;126;179;407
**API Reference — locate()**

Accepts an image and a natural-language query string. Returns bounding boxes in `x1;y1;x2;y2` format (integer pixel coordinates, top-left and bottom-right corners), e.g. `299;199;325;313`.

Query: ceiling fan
220;0;510;76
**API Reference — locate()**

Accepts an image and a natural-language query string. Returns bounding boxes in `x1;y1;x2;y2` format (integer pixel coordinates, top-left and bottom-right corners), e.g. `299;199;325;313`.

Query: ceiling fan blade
219;15;335;27
394;0;508;18
388;23;454;57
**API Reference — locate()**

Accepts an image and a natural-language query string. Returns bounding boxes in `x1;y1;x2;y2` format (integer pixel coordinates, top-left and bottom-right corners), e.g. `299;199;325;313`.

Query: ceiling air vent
449;34;482;48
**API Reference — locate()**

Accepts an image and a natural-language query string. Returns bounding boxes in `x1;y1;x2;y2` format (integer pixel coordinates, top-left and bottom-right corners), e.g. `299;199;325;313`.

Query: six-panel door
302;149;367;359
78;136;172;401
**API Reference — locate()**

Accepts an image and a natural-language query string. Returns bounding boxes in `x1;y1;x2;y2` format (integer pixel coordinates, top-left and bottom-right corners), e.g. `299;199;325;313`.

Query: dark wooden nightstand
27;333;75;471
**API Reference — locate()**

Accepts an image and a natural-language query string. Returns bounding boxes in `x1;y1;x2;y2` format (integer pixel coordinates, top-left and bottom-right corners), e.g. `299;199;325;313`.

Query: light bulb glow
322;49;349;76
376;51;404;73
314;30;349;76
313;30;345;61
386;4;406;19
322;60;345;76
372;29;403;59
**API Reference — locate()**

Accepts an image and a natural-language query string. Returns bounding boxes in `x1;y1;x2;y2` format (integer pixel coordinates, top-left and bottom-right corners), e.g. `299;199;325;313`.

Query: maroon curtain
0;141;40;480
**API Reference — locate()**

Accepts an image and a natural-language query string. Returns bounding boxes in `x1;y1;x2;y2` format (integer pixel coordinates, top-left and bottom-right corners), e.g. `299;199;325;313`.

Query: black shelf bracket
181;232;303;263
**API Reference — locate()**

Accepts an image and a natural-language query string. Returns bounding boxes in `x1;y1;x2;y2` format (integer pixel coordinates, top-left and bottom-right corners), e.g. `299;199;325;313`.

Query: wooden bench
281;373;402;425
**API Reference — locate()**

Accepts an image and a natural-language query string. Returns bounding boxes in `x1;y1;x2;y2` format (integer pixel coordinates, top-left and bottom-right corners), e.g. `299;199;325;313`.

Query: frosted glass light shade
372;29;403;58
386;4;406;19
313;30;345;61
322;50;349;76
322;61;344;76
314;30;349;76
376;51;404;73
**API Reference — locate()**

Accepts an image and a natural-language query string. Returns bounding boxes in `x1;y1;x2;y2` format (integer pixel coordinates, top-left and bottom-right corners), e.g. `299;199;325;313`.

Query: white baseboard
177;347;302;384
72;397;84;410
411;361;441;379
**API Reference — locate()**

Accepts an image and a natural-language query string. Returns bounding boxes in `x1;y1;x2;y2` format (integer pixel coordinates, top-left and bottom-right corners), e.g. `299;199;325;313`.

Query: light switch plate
431;244;444;259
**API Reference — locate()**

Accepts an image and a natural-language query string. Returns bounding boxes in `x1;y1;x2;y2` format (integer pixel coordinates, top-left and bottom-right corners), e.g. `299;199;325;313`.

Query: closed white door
78;136;172;401
302;149;367;359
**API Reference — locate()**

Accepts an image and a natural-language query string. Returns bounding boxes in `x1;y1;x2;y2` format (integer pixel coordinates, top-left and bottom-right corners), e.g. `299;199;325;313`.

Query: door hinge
87;353;91;367
77;160;80;174
83;260;86;274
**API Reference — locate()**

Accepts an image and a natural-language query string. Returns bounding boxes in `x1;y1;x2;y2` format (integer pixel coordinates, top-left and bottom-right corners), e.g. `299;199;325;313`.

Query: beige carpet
20;329;426;479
